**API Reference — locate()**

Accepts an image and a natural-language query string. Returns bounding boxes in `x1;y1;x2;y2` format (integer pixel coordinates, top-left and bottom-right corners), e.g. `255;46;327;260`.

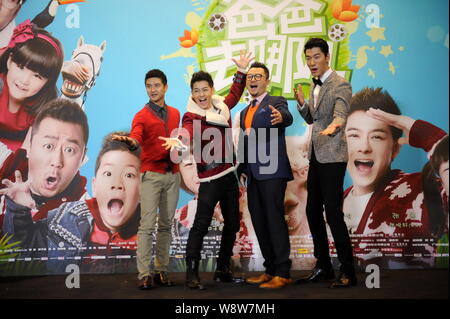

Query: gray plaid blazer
297;71;352;163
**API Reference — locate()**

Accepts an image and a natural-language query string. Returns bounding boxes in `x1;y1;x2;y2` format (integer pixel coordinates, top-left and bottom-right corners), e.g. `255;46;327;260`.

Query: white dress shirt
313;68;333;109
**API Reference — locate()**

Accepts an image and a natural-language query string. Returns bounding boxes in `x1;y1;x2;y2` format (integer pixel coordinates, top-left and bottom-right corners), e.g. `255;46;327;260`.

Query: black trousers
247;177;291;278
185;172;240;269
306;149;355;275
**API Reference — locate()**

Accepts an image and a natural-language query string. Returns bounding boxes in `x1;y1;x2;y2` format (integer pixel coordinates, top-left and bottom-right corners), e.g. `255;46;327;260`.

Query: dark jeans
185;172;240;269
247;177;291;278
306;150;355;276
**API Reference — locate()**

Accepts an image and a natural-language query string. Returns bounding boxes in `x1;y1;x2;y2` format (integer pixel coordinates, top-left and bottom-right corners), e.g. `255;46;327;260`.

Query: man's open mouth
44;176;58;190
108;199;124;215
354;160;374;174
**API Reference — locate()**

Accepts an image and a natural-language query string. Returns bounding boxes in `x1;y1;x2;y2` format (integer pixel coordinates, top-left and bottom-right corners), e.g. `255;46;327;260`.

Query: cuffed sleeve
297;102;313;124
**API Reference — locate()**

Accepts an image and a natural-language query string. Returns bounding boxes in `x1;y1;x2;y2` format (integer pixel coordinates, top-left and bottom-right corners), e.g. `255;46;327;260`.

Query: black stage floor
0;269;448;299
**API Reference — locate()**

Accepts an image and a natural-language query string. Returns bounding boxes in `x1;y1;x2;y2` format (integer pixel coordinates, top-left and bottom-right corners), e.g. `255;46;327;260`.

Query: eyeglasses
1;0;23;9
246;74;265;81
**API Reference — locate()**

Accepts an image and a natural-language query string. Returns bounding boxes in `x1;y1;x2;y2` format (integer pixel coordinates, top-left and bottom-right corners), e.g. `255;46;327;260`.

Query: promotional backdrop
0;0;448;275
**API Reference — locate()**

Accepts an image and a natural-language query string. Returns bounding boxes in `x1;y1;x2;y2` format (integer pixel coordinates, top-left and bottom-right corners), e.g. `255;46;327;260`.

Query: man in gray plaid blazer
294;38;356;288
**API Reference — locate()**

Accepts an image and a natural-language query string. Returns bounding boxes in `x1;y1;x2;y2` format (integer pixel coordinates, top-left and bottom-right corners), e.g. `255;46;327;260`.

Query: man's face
191;80;214;110
0;0;21;30
145;77;167;106
305;47;330;79
7;57;48;102
28;118;86;198
92;150;141;233
439;160;449;198
345;111;400;195
246;67;269;98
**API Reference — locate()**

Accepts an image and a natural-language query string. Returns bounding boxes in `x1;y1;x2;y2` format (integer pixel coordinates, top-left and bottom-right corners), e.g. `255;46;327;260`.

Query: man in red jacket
115;69;181;290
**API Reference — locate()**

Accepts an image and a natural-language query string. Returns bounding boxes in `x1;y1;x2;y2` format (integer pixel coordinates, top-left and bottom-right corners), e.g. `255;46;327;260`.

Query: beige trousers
137;171;180;279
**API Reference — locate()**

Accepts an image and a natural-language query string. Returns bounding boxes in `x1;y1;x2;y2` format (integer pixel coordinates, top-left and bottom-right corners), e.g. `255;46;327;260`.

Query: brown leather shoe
138;276;153;290
259;276;292;289
329;273;357;288
154;271;175;287
245;273;273;285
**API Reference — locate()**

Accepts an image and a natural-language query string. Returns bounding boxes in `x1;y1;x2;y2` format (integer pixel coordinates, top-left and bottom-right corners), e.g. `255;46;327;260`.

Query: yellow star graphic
354;46;375;69
399;46;405;51
366;27;386;43
368;68;376;78
379;45;393;58
388;62;397;75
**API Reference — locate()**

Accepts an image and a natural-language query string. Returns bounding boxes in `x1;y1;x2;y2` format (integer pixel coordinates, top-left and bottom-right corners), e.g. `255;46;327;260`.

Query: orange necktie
244;99;258;134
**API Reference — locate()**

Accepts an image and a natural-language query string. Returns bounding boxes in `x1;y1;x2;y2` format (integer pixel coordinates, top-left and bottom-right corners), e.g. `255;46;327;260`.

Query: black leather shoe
138;276;153;290
330;273;357;288
213;270;245;283
185;279;206;290
295;267;335;284
185;258;206;290
154;271;175;287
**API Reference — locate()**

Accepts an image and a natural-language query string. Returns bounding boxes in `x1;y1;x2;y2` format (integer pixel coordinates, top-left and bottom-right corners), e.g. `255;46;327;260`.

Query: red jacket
181;71;246;182
130;104;180;174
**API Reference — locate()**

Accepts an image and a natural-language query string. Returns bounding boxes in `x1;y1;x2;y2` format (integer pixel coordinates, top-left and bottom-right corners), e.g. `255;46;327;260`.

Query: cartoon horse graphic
60;36;106;109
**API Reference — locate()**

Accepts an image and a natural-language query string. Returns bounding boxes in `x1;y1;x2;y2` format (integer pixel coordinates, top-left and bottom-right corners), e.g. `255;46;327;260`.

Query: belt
197;162;224;173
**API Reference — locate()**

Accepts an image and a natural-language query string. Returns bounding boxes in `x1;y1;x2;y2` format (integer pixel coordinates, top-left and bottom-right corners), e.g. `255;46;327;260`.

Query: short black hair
348;88;402;140
190;70;214;90
145;69;167;85
32;98;89;146
248;61;270;79
304;38;329;56
94;131;141;175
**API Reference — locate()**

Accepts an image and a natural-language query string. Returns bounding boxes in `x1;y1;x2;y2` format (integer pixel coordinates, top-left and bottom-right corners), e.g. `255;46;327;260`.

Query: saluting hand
366;108;414;145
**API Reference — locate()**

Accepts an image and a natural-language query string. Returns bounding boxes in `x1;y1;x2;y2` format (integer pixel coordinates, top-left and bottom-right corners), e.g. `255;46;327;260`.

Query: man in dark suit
294;38;356;288
238;62;294;289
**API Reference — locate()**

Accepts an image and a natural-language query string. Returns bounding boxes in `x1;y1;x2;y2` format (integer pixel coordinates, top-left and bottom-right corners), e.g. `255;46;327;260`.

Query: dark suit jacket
237;94;293;183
